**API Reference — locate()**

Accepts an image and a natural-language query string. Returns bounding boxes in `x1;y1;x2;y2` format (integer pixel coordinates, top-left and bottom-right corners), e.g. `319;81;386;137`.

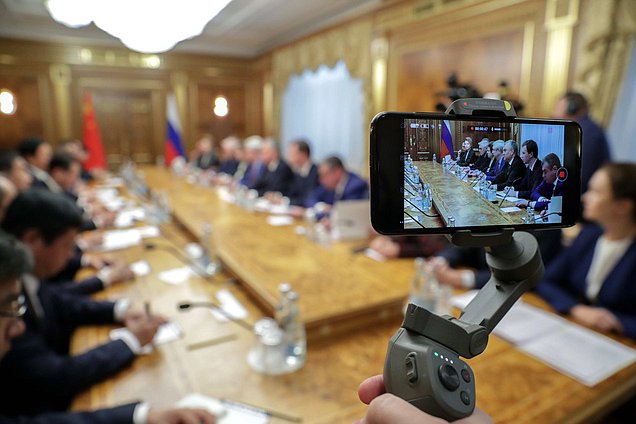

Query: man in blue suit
305;156;368;208
0;190;167;415
0;234;216;424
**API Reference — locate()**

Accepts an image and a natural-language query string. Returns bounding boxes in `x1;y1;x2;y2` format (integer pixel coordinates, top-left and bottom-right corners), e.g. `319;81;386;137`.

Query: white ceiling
0;0;382;57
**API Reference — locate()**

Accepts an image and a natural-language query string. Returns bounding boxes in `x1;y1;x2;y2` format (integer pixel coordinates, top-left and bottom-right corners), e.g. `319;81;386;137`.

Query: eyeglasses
0;295;26;319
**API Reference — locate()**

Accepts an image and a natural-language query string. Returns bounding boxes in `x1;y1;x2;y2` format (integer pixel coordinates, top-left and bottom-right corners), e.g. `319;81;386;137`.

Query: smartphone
370;112;582;234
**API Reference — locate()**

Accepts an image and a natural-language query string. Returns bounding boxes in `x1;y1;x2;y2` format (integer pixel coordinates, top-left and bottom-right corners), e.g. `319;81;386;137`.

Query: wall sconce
0;89;17;115
214;96;228;117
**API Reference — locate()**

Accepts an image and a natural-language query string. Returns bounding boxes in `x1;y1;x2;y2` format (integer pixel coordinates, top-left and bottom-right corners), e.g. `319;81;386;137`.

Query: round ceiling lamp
46;0;232;53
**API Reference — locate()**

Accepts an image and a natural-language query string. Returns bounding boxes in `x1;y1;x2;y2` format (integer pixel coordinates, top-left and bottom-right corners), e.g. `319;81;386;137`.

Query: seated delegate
536;163;636;339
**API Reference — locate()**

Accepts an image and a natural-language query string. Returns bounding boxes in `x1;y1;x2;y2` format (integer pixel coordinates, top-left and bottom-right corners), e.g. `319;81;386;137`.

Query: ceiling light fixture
0;89;17;115
46;0;232;53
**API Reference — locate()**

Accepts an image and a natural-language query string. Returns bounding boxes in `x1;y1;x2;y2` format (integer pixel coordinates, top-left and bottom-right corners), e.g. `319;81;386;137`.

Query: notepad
267;216;294;226
131;260;151;277
158;267;192;285
211;289;249;322
450;291;636;386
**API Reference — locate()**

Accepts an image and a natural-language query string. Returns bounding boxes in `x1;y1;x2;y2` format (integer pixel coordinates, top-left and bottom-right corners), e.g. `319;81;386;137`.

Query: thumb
365;393;447;424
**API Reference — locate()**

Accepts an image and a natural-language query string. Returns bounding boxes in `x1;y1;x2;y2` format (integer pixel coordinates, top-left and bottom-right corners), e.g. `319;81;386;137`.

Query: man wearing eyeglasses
0;233;216;422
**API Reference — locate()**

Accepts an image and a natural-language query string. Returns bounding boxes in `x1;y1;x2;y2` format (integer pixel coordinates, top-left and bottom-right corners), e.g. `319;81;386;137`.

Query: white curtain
609;43;636;162
281;61;365;173
519;124;565;164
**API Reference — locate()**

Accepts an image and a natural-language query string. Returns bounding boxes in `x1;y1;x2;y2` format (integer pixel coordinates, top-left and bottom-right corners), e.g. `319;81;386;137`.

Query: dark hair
48;152;79;173
563;91;588;116
0;231;32;283
1;189;83;245
543;153;561;170
522;139;538;158
17;138;45;159
0;151;19;173
292;139;311;157
601;163;636;222
322;156;344;171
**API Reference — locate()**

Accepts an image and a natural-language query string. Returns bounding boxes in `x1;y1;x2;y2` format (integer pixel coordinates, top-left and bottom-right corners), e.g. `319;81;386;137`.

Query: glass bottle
283;291;306;371
407;258;439;313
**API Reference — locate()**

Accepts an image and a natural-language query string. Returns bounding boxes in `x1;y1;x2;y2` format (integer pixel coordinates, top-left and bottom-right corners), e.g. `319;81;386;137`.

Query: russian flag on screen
441;120;456;160
165;94;185;165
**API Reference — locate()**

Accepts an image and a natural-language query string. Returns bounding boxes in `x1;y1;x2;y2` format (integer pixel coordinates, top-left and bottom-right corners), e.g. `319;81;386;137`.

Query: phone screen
370;112;582;234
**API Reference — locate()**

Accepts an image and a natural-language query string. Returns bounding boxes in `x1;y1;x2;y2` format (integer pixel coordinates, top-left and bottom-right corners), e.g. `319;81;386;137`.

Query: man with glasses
0;233;216;422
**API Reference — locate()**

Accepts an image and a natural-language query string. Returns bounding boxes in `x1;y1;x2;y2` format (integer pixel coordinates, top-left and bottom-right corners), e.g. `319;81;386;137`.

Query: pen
145;301;152;318
220;398;302;423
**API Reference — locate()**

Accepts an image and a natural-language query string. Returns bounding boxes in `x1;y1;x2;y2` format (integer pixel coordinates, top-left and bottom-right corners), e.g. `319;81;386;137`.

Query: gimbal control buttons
461;368;471;383
460;390;471;405
405;353;418;383
438;364;460;391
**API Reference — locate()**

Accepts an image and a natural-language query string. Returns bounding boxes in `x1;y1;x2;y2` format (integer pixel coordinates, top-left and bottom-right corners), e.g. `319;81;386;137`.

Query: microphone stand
177;301;254;332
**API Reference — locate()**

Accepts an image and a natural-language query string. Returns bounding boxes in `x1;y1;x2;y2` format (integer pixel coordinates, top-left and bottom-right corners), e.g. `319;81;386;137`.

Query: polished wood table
405;161;528;229
71;169;636;423
140;166;414;341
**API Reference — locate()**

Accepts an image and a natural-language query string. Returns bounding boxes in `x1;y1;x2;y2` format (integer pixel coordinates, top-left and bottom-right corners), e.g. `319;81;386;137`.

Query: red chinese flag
82;91;107;170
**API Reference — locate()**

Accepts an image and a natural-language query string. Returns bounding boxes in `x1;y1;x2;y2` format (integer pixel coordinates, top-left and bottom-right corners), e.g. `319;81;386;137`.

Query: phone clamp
384;98;544;421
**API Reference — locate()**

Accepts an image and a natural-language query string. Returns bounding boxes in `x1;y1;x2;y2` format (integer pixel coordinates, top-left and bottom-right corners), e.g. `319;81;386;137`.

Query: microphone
498;177;522;207
178;301;254;331
533;212;562;222
144;243;219;281
470;173;485;187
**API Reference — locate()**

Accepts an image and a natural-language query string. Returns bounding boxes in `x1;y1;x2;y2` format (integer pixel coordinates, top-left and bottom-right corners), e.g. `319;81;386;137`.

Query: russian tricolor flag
165;93;185;165
441;120;456;160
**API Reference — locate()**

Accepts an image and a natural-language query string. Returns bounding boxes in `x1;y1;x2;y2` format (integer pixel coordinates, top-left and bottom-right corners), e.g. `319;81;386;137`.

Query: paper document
501;206;522;213
115;208;146;228
131;260;151;277
496;191;520;202
110;321;182;355
449;291;636;386
98;229;142;251
211;289;248;322
158;267;192;285
519;323;636;386
267;216;294;226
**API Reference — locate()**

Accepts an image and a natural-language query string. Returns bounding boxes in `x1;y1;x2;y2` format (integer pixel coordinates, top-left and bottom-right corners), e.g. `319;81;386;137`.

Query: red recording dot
463;102;468;106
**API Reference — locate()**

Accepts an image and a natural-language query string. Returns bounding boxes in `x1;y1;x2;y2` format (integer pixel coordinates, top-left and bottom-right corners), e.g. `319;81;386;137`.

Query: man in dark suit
0;235;216;424
286;139;319;206
17;138;54;191
553;91;611;193
0;151;33;192
492;140;525;191
0;190;166;415
516;153;563;211
305;156;368;207
469;138;490;172
511;139;543;199
190;135;220;170
457;137;476;166
218;136;241;176
251;139;294;196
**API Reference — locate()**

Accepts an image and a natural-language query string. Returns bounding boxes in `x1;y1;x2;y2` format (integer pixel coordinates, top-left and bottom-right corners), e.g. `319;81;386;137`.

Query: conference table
405;161;530;229
71;166;636;423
